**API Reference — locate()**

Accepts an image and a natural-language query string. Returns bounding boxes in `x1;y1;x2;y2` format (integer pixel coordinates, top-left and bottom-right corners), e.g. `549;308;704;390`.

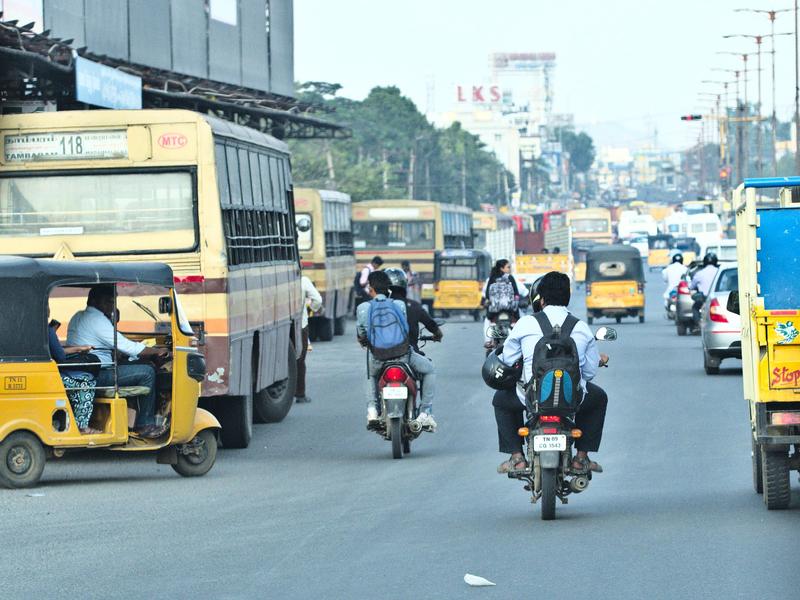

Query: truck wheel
218;394;253;449
254;341;297;423
751;437;763;494
316;317;334;342
334;316;347;336
0;431;46;489
172;429;218;477
762;448;790;510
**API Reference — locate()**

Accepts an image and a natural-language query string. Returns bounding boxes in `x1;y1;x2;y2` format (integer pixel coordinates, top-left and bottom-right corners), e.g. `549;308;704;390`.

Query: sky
295;0;799;153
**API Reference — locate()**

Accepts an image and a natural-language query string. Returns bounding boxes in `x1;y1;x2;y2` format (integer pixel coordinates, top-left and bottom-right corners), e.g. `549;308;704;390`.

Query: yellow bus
351;199;473;306
0;109;303;449
566;208;613;244
294;188;356;341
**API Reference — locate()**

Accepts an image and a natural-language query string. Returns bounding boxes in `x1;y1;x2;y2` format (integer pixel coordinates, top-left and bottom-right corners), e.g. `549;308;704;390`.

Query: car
627;235;649;260
700;263;741;374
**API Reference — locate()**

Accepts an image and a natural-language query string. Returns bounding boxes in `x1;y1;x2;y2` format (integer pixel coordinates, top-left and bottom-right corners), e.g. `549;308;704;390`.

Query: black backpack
525;312;582;415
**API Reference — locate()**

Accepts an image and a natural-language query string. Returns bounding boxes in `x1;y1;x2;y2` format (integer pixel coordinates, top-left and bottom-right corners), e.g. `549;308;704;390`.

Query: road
1;270;798;600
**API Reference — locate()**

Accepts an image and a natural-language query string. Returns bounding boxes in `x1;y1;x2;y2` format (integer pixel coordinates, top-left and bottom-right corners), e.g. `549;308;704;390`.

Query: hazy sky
295;0;799;152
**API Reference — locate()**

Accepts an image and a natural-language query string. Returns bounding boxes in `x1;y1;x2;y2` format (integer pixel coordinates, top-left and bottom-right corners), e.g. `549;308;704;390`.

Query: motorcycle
372;332;441;459
665;288;677;320
508;326;617;520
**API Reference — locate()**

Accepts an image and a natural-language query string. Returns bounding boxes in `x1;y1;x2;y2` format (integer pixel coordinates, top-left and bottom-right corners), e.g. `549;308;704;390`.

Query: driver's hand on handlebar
599;353;610;368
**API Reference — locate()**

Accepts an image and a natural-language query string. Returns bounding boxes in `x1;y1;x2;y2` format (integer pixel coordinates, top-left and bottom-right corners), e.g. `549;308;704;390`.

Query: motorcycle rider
662;252;687;308
482;259;521;344
385;268;443;354
356;270;438;430
490;271;609;474
690;252;719;328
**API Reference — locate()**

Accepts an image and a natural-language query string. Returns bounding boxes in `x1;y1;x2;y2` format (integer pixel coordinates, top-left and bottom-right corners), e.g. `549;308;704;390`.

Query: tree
558;129;596;174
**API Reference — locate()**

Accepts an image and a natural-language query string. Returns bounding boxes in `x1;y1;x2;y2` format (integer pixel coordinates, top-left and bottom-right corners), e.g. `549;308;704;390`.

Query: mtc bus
294;188;355;341
567;208;613;244
352;199;473;306
532;208;568;232
473;211;515;262
0;109;303;449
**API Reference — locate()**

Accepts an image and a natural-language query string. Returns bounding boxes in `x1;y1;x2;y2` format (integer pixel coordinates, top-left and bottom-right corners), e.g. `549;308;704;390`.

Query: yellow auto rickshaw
432;249;492;321
647;234;675;271
0;257;220;488
585;245;645;324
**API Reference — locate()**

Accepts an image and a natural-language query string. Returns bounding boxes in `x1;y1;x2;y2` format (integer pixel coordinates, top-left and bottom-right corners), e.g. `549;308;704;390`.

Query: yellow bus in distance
567;208;613;244
0;109;303;449
294;188;356;341
352;199;473;306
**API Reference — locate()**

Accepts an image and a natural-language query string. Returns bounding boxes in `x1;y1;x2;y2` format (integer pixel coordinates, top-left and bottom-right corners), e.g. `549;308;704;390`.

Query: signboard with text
75;57;142;110
4;130;129;163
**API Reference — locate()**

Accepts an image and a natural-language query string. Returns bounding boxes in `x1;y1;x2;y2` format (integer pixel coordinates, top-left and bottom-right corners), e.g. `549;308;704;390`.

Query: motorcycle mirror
594;326;617;341
726;290;740;315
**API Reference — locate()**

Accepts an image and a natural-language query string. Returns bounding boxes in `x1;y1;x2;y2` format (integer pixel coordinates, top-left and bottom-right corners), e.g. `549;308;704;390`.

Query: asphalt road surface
2;271;798;599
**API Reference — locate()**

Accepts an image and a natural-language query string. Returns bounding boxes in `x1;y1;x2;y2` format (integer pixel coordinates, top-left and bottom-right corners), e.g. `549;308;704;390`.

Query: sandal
572;455;603;474
497;454;527;474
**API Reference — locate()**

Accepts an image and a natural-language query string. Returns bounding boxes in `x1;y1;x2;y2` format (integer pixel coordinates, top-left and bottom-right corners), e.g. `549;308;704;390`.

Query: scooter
508;326;617;520
372;334;440;459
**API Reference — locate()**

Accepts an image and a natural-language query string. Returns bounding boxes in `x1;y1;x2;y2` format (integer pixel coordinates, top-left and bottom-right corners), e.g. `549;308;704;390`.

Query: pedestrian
353;256;383;310
401;260;422;303
296;275;323;403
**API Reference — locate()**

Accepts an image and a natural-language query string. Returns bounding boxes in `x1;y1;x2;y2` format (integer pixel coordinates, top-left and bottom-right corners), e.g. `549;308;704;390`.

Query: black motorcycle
509;326;617;520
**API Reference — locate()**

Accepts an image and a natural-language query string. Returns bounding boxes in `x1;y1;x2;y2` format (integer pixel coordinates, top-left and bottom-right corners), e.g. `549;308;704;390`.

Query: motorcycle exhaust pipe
569;475;590;493
408;419;423;434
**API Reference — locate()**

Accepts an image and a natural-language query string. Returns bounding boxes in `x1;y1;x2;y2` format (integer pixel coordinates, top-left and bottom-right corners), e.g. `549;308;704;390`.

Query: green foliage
556;128;596;174
290;83;514;207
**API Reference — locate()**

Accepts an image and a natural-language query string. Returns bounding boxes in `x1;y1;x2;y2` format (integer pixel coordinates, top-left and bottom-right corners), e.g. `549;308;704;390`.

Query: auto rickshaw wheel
0;432;46;489
751;437;763;494
472;310;482;322
587;316;593;325
615;316;622;324
316;317;334;342
638;314;645;323
172;429;218;477
334;316;347;336
761;447;790;510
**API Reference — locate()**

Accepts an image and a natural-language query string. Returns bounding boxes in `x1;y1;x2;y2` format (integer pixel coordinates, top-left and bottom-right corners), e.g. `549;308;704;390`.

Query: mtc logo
457;85;501;103
157;133;188;149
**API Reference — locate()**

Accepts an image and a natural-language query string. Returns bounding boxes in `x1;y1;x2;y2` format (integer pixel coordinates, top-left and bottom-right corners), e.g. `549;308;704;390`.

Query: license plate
382;386;408;400
533;434;566;451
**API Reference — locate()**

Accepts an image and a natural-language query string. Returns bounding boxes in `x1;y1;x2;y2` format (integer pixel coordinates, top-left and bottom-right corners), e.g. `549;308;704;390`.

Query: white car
626;235;649;260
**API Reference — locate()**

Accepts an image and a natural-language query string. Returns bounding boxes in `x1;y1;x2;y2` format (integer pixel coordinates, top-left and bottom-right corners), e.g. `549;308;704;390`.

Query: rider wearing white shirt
662;253;688;300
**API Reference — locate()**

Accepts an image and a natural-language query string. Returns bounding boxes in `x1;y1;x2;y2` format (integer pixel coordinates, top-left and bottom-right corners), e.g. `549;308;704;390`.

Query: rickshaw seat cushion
97;386;151;399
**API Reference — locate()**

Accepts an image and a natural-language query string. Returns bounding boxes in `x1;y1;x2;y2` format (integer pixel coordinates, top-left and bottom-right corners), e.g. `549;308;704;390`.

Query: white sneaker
416;412;437;431
366;406;379;423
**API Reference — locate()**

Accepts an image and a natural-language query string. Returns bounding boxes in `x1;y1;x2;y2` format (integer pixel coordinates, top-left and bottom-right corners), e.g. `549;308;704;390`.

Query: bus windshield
570;218;609;233
0;171;195;253
353;220;434;249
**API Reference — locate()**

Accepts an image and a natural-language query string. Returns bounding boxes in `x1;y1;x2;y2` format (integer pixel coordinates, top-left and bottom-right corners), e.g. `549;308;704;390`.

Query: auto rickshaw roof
585;245;644;282
0;256;174;288
586;245;642;261
0;257;174;363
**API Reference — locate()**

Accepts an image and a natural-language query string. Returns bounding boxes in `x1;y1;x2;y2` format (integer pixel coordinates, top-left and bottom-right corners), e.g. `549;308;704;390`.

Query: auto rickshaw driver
68;285;169;438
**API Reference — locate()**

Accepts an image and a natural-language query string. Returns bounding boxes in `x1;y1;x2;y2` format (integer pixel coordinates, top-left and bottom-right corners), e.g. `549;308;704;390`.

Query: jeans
493;382;608;454
365;350;437;415
96;364;157;427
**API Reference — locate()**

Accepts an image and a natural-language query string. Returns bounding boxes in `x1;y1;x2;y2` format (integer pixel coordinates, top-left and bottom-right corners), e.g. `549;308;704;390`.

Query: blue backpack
367;297;409;360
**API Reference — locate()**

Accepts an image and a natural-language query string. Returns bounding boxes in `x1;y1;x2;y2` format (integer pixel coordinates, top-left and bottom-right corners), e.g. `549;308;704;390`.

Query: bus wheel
0;431;46;489
334;316;347;336
255;341;297;423
218;394;253;449
317;317;334;342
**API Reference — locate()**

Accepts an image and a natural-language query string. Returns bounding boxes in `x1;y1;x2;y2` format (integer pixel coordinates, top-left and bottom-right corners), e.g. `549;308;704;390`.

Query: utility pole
461;150;467;207
407;147;415;199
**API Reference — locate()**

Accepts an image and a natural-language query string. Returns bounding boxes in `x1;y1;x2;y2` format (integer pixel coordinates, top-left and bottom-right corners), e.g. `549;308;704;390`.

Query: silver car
700;262;741;374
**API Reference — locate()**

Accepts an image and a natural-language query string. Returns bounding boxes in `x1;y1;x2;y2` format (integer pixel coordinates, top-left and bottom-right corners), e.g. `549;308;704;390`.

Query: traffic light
680;115;703;121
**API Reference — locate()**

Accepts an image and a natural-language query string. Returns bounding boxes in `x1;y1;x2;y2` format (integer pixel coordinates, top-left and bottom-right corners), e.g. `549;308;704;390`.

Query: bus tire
317;317;334;342
218;394;253;449
254;341;297;423
334;316;347;336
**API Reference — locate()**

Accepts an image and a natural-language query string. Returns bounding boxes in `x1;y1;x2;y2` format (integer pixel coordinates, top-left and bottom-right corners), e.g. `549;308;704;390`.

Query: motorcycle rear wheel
540;468;557;520
390;418;403;459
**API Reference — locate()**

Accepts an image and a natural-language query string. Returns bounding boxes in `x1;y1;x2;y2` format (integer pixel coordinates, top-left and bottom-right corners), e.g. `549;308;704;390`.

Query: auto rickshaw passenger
48;312;98;434
67;285;168;438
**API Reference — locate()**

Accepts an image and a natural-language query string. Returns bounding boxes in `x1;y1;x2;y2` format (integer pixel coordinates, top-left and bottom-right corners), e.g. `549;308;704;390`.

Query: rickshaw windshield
439;259;478;280
586;252;644;282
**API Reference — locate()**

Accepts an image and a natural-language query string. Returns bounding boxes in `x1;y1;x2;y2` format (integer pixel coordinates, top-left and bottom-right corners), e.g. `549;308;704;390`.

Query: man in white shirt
67;285;168;437
356;256;383;302
494;272;609;474
662;253;688;301
690;252;720;324
295;275;323;403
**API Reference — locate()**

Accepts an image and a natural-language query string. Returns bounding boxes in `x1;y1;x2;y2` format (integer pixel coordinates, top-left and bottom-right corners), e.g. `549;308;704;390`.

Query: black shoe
295;395;312;403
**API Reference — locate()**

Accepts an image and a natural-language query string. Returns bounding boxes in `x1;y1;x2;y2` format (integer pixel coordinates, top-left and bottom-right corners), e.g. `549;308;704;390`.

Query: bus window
353;221;434;249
